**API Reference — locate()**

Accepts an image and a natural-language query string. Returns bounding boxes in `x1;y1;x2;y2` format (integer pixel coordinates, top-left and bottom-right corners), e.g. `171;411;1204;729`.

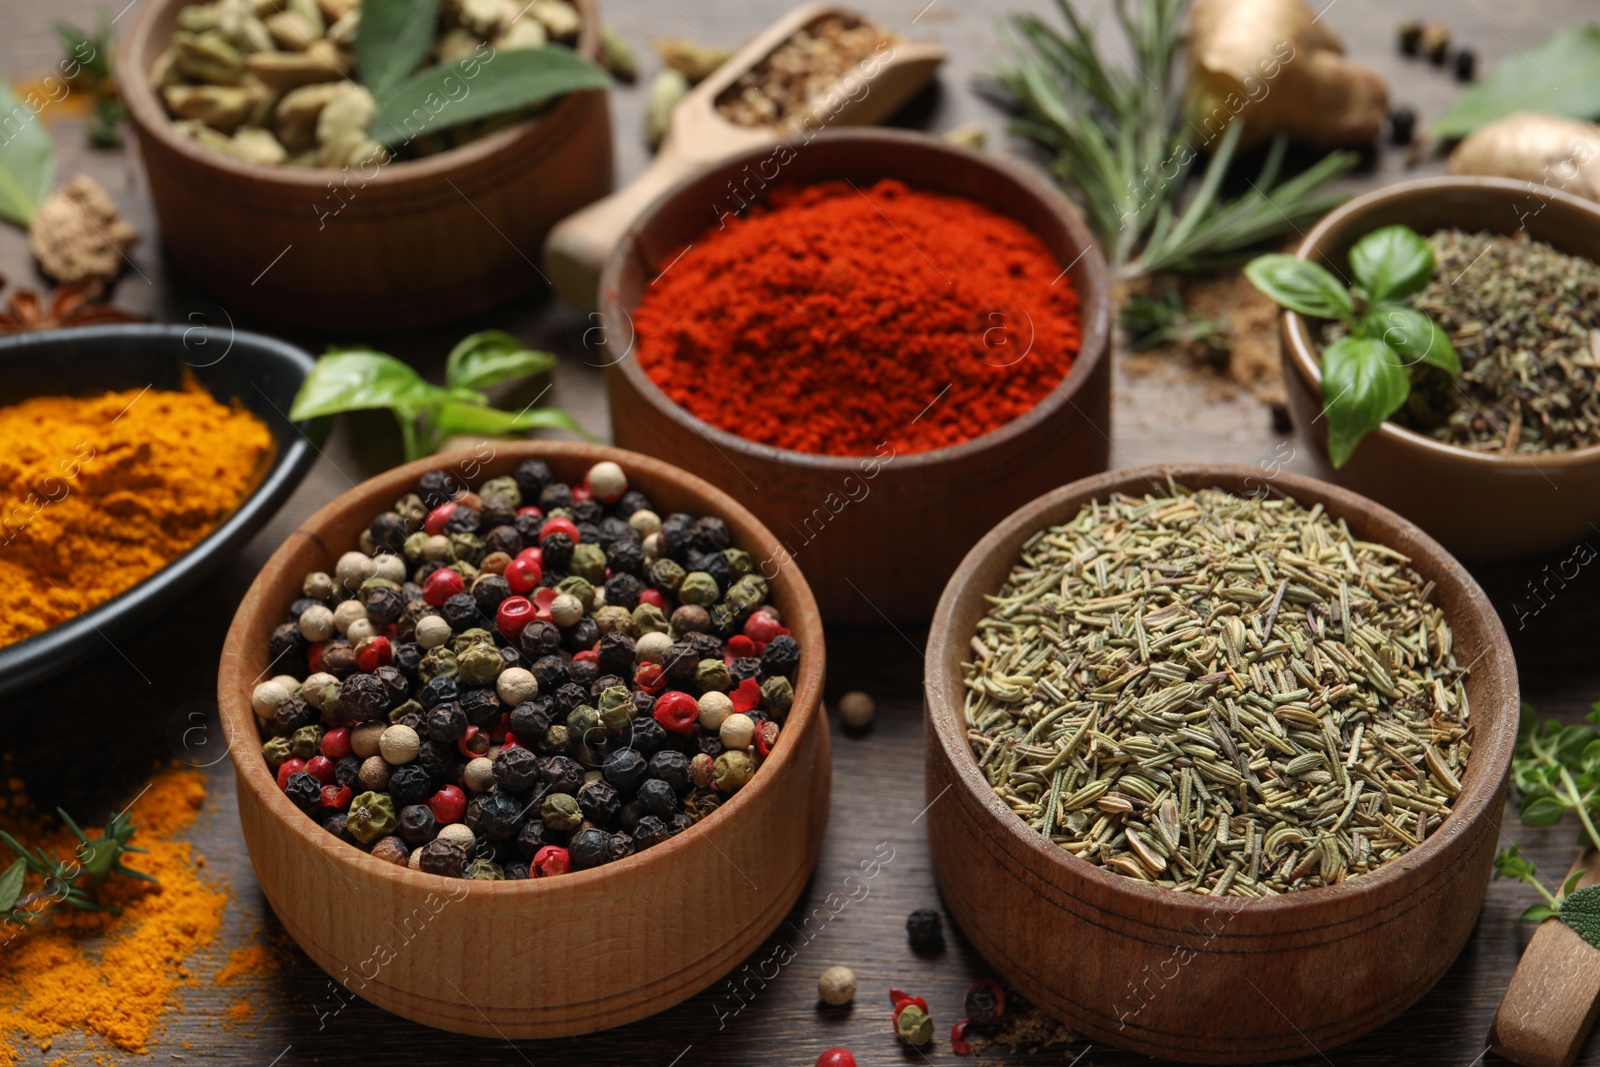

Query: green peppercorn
696;658;732;694
649;558;686;592
596;686;635;732
723;548;753;577
450;531;486;566
303;571;335;600
678;571;720;606
760;676;794;720
465;858;505;880
541;792;583;831
419;646;459;682
566;704;602;743
357;576;403;599
897;1004;933;1046
404;531;430;561
289;724;324;760
713;750;754;793
388;698;422;725
262;736;293;769
594;605;633;633
347;791;398;843
683;788;721;821
480;476;521;508
555;575;597;611
631;602;670;636
569;542;608;585
452;627;497;656
457;643;505;686
394;492;428;527
542;723;571;753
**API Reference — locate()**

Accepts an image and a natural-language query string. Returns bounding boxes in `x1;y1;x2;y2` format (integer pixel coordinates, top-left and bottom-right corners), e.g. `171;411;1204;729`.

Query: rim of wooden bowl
1283;174;1600;470
218;441;826;897
600;127;1114;472
925;463;1519;918
120;0;604;187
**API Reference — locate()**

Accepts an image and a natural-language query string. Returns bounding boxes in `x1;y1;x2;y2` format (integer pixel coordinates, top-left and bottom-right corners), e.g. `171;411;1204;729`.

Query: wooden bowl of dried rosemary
923;465;1519;1064
1278;175;1600;562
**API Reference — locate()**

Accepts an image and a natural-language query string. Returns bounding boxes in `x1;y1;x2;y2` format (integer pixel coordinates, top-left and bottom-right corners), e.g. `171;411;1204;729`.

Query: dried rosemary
961;483;1472;898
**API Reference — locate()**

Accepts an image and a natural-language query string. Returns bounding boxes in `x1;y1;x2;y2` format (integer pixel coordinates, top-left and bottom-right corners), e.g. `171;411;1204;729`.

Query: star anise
0;277;146;335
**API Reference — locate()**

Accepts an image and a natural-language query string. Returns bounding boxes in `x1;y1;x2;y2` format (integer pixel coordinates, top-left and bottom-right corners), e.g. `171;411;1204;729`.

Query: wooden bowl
0;324;324;698
1280;176;1600;561
121;0;613;332
600;129;1113;625
218;442;829;1037
924;465;1519;1064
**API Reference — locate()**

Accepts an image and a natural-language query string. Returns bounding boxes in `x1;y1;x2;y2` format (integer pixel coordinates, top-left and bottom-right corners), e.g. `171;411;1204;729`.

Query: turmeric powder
0;382;272;648
0;770;239;1064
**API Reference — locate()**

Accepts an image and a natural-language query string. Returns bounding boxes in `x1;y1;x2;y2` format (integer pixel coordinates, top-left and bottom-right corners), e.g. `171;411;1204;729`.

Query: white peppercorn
839;690;875;729
698;690;734;731
496;666;538;705
550;593;584;628
333;598;368;635
586;461;628;503
380;724;421;764
301;672;340;712
464;756;496;793
636;631;672;663
346;617;377;644
351;721;386;758
422;534;454;562
415;615;452;649
303;571;335;599
372;553;407;583
299;604;335;641
628;508;661;537
437;822;475;849
408;846;424;870
335;550;376;590
818;965;857;1006
720;712;755;750
251;679;293;721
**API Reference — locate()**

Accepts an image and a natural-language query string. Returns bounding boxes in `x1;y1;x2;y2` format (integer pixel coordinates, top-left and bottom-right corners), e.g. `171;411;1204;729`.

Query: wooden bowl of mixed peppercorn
218;441;828;1037
924;465;1519;1063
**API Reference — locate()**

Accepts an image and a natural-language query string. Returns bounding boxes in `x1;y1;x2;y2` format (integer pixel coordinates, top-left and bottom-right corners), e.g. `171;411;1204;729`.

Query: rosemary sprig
0;809;155;925
988;0;1358;280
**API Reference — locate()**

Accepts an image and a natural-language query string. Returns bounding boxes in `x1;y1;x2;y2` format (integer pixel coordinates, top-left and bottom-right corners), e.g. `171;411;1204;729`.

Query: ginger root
1448;111;1600;203
1187;0;1388;149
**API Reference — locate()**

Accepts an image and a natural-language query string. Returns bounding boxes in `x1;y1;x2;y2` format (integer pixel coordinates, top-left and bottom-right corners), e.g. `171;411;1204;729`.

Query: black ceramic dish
0;324;325;699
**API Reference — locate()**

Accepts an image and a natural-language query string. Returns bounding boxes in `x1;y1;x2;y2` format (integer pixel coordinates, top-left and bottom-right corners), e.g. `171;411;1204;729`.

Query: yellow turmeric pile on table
0;770;233;1064
0;383;272;648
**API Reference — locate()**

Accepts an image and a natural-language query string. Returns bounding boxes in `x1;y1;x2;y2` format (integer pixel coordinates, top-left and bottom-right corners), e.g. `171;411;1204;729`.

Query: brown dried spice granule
714;14;895;128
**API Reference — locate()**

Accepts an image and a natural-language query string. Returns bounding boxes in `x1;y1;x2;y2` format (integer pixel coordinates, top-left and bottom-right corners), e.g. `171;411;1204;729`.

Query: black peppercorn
542;755;584;794
686;550;731;589
697;734;725;759
369;512;411;554
268;623;308;677
470;792;524;839
568;657;600;689
443;506;480;535
513;458;553;499
515;818;553;858
662;643;698;684
419;838;469;877
388;764;434;806
636;778;678;818
633;816;671;850
606;537;645;576
1397;19;1422;55
667;812;693;837
519;619;562;660
284;771;322;812
689;516;731;552
363;587;405;627
657;521;692;561
339;673;390;724
538;482;574;512
569;827;612;870
562;617;601;654
510;699;553;740
418;469;463;509
335;755;363;788
541;531;575;568
761;635;800;678
531;654;569;690
626;716;667;757
596;516;634;547
602;748;648;796
441;592;479;631
416;739;455;778
392;641;423;681
614;489;652;516
494;746;541;792
417;675;459;711
480;495;518;531
322;812;351;841
321;641;358;678
554;682;588;715
472;574;511;615
398;803;439;844
425;701;468;742
460;687;500;726
631;691;655;721
964;980;1005;1027
647;750;690;791
569;497;601;524
1454;48;1475;81
287;596;324;622
906;908;945;954
270;695;314;737
483;524;522;557
577;779;621;823
615;800;645;832
729;657;762;683
504;862;531;881
1389;107;1416;145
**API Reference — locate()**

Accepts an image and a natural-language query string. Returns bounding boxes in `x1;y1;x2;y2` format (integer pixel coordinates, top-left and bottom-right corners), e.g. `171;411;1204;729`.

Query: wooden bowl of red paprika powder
598;129;1113;625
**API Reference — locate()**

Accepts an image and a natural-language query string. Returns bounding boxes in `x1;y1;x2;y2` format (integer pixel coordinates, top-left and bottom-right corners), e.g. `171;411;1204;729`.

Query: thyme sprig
0;809;155;925
987;0;1358;279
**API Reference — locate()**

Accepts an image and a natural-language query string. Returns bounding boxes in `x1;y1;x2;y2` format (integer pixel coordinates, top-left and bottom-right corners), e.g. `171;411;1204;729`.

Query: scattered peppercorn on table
0;0;1598;1065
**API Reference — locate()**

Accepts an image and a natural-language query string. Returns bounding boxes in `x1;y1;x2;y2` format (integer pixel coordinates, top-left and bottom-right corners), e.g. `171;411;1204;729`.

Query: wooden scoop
1490;849;1600;1067
542;2;945;312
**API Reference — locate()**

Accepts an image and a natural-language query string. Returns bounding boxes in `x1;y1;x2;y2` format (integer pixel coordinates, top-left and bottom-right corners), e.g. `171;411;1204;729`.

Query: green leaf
1588;700;1600;725
1522;796;1570;827
1496;845;1537;882
1564;869;1589;898
1522;702;1543;742
0;81;56;227
355;0;443;97
445;331;556;392
434;402;585;440
1432;27;1600;138
1349;226;1436;304
1522;903;1558;924
288;350;441;421
1559;885;1600;950
1243;254;1353;321
1363;305;1460;377
1320;337;1409;467
0;859;25;912
372;46;610;148
1557;725;1598;766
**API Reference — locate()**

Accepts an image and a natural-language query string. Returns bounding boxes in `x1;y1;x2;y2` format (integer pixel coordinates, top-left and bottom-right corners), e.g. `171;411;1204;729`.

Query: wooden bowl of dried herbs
120;0;614;331
1274;176;1600;562
923;465;1519;1064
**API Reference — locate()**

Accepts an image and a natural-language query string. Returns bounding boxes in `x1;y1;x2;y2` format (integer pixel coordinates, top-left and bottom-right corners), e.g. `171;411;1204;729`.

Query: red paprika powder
632;179;1082;456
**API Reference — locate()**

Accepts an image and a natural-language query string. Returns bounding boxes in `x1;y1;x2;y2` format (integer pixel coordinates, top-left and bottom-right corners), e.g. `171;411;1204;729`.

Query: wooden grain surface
1;0;1598;1064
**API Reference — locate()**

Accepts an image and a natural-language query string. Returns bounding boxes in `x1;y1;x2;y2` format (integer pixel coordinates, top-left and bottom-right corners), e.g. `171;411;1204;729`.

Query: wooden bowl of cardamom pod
218;442;830;1037
121;0;612;332
924;464;1519;1064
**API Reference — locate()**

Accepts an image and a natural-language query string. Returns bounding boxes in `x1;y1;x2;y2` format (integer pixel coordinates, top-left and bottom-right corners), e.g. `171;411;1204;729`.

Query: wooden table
2;1;1598;1064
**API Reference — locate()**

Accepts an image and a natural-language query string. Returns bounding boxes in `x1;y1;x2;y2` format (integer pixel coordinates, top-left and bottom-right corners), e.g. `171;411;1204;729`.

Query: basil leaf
1520;796;1570;827
1350;226;1435;304
1560;885;1600;950
435;402;585;439
446;331;556;392
355;0;443;97
1320;337;1408;468
372;46;610;148
1432;27;1600;138
0;82;55;226
289;350;441;421
0;858;24;912
1362;304;1460;377
1243;255;1353;322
